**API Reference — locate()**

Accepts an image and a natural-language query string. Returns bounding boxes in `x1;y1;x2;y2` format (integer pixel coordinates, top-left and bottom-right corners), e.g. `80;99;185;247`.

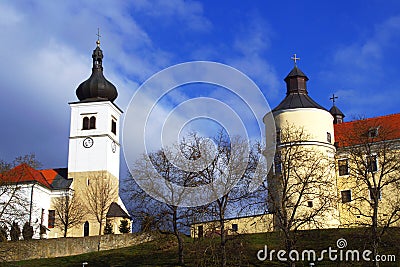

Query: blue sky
1;0;400;170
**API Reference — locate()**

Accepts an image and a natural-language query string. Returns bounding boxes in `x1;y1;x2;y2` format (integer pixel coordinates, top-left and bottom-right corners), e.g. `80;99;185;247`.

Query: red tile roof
0;163;52;189
39;169;59;185
334;113;400;148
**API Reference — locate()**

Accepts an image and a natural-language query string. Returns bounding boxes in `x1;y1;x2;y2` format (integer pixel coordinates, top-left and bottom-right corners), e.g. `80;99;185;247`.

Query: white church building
0;38;130;239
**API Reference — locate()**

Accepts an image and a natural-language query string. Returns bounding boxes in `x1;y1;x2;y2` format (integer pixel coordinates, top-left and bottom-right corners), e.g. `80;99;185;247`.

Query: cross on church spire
291;54;300;66
96;28;101;47
330;93;338;105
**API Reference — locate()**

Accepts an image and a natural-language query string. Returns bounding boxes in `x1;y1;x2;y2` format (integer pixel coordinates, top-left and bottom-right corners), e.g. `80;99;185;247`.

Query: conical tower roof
273;62;325;112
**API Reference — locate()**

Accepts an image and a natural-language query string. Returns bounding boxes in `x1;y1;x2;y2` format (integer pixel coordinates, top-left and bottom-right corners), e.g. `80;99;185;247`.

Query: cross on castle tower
291;54;300;65
330;93;338;105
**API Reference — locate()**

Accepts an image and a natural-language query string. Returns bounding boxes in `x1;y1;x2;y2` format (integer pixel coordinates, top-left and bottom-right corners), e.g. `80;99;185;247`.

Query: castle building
191;57;400;237
0;39;130;238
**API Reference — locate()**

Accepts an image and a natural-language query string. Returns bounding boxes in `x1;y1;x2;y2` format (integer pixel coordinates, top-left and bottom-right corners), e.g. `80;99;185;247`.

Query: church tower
265;56;340;230
67;38;124;236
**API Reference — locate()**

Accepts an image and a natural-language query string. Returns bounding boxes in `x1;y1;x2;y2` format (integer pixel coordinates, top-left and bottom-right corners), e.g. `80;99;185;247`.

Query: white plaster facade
68;101;122;178
0;182;68;239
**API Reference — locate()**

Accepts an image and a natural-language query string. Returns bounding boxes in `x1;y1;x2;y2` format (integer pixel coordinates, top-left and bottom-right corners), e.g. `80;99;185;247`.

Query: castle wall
3;233;152;262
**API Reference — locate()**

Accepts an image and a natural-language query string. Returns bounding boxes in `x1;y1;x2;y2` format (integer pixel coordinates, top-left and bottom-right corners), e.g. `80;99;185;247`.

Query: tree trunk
63;214;68;237
284;231;296;267
372;200;380;267
177;233;184;266
172;207;184;266
220;216;226;267
99;221;103;235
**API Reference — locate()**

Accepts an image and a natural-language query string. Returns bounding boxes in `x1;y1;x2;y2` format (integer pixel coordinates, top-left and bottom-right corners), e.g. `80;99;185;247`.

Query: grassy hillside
3;228;400;266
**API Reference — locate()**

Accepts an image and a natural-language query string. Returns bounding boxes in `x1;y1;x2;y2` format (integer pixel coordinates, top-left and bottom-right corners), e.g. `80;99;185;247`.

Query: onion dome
76;40;118;102
273;56;325;112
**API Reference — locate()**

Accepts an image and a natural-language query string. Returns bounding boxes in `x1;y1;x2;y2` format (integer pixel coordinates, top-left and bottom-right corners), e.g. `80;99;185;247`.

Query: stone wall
2;233;153;262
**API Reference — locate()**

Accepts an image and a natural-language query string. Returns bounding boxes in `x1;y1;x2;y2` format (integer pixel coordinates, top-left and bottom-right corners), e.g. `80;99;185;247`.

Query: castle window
341;190;352;203
232;224;238;232
274;152;282;174
368;127;379;138
84;221;89;236
111;119;117;135
82;117;89;130
367;155;378;172
327;132;331;143
369;187;382;200
89;116;96;129
48;210;55;228
338;159;349;176
307;200;313;208
198;225;203;238
276;129;281;144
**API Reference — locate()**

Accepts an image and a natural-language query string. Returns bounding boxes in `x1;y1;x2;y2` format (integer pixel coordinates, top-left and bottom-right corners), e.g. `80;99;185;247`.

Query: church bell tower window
82;116;96;130
111;119;117;135
82;117;89;130
89;116;96;129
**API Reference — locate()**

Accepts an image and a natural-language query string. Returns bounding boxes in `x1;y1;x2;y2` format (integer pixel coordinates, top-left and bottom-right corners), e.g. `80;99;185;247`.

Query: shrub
104;222;114;234
10;222;21;241
119;219;130;233
0;226;8;242
22;222;33;240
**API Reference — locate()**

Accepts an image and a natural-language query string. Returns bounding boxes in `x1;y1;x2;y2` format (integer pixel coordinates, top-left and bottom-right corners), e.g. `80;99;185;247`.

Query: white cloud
133;0;211;32
0;1;176;167
233;16;272;56
0;2;22;26
331;15;400;81
318;15;400;118
227;16;280;100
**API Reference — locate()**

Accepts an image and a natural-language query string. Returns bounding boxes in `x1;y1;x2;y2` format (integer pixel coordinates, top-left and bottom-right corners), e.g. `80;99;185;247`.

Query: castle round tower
273;62;335;151
265;57;340;230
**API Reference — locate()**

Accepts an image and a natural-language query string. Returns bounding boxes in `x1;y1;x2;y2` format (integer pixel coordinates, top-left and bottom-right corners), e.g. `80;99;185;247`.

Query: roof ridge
13;163;52;188
39;167;67;171
337;113;400;125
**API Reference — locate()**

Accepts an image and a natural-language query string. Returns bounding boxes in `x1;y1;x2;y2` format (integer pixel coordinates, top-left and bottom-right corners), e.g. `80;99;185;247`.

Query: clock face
83;137;94;148
111;141;116;153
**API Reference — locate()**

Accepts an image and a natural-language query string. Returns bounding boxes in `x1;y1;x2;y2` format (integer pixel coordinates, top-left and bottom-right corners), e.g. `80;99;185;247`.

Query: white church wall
0;183;55;239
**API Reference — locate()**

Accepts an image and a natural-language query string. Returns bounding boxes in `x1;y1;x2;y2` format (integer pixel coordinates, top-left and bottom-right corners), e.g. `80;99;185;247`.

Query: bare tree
127;130;265;266
82;172;118;235
0;154;42;261
52;190;86;237
0;154;42;231
336;117;400;266
12;154;42;170
127;147;194;266
183;131;265;267
267;123;338;266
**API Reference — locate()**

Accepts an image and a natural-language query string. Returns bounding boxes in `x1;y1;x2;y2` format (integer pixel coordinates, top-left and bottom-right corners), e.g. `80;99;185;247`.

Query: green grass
2;228;400;266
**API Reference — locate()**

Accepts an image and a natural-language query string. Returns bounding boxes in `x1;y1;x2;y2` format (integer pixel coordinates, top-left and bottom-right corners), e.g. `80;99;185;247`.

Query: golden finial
96;28;101;47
